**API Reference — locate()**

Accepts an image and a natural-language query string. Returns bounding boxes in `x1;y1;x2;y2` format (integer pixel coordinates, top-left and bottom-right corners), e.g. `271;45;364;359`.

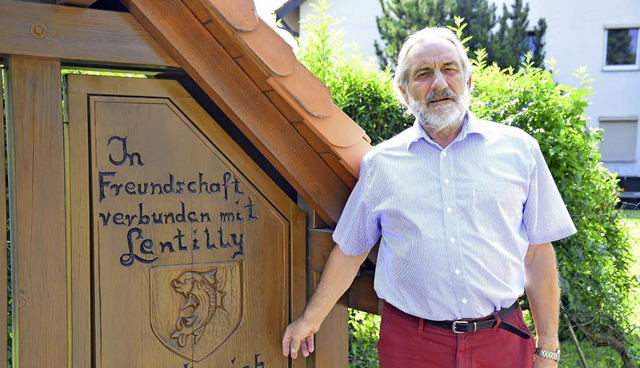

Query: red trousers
377;302;535;368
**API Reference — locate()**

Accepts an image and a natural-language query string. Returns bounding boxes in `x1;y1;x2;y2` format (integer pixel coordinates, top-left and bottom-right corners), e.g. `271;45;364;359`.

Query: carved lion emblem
170;268;226;347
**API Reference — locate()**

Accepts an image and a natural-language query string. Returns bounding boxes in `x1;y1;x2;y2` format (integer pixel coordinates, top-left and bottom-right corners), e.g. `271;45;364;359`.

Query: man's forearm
525;242;560;349
301;245;370;327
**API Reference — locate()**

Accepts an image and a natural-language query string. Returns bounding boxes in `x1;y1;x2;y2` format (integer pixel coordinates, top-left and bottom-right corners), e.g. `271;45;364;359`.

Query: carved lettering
108;135;144;167
119;226;244;267
99;202;211;227
98;171;244;202
231;354;265;367
98;137;257;267
119;227;159;267
245;197;258;221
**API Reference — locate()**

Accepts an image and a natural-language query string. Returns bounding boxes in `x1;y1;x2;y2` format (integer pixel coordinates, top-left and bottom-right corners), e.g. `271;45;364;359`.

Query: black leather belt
423;300;530;339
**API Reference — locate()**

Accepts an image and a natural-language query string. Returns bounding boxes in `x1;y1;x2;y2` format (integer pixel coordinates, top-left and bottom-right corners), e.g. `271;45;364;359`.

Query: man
282;26;576;367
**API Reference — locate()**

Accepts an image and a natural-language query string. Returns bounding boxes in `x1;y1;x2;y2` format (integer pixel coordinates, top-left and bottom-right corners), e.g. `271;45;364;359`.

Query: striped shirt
333;112;577;320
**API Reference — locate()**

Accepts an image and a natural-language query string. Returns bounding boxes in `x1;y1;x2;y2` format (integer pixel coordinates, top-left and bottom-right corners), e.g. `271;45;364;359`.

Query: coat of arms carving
150;262;243;361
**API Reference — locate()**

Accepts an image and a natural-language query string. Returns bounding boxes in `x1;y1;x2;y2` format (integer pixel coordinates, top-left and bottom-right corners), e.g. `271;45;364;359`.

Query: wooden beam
348;271;381;315
123;0;351;225
308;273;349;368
0;66;8;368
308;228;335;273
5;55;67;367
0;0;177;68
57;0;97;6
65;78;92;368
307;229;380;314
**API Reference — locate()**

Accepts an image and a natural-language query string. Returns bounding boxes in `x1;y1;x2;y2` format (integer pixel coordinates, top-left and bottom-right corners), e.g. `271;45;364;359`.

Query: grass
560;343;623;367
620;210;640;326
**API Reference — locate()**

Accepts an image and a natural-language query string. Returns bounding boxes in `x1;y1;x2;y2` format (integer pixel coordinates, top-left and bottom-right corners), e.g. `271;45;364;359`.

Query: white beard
408;88;470;133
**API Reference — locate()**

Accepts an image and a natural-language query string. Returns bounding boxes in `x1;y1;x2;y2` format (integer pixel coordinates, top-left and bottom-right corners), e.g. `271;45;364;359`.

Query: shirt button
444;178;449;185
442;151;447;157
447;207;452;213
449;237;456;243
462;298;468;304
455;269;461;275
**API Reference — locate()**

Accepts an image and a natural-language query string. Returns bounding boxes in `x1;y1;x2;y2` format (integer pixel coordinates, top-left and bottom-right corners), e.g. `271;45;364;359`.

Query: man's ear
399;84;410;105
467;75;473;90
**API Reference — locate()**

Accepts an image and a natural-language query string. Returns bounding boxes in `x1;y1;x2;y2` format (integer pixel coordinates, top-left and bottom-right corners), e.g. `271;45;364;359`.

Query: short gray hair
394;27;472;105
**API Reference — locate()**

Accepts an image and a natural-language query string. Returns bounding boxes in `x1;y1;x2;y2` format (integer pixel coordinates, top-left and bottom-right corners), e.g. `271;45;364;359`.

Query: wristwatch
535;347;560;362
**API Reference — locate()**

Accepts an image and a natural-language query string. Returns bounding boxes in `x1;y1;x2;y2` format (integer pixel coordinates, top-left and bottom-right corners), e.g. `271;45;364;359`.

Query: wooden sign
66;75;305;367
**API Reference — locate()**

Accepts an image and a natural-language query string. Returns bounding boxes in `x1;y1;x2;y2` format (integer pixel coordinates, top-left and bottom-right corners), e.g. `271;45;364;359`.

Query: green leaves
348;309;380;366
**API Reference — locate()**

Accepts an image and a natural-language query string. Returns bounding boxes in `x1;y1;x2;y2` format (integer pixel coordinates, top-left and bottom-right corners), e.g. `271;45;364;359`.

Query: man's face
400;39;471;133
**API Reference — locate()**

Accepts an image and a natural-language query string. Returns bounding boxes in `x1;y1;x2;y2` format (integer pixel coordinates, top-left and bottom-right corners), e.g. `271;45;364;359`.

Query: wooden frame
0;1;366;366
66;75;307;367
0;0;177;68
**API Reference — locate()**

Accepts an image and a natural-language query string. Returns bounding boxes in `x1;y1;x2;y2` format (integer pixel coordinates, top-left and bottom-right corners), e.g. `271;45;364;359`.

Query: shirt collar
406;111;484;149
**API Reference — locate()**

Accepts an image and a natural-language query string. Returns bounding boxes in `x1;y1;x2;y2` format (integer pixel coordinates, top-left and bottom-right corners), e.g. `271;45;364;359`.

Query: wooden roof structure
120;0;373;227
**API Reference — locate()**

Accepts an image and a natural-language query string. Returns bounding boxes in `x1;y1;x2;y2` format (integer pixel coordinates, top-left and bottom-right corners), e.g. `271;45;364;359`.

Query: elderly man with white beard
282;26;576;368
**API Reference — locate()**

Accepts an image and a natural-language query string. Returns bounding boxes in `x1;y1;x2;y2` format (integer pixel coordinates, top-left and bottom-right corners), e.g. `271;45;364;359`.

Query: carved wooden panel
67;75;305;367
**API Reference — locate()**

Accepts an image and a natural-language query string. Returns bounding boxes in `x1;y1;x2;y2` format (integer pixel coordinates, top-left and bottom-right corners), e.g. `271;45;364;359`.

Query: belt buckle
452;320;476;334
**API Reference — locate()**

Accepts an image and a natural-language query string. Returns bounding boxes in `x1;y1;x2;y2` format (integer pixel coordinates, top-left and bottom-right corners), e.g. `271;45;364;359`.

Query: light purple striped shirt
333;113;577;320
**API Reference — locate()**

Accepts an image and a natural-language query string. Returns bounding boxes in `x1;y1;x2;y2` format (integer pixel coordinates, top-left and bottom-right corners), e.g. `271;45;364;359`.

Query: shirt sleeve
332;154;382;256
523;139;577;244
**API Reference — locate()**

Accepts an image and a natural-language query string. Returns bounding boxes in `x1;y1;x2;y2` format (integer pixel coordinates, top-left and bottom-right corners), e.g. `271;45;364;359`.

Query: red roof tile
204;0;259;32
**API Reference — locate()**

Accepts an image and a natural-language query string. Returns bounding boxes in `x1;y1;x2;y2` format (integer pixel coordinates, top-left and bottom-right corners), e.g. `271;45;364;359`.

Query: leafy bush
298;2;639;366
348;309;380;367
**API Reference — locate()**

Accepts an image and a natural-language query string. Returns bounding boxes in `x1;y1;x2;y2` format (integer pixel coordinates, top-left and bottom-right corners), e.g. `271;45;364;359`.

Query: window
599;117;638;162
519;31;538;63
604;27;639;70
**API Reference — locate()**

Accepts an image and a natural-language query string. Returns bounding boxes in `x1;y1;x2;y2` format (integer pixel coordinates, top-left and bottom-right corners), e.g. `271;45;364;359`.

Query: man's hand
282;317;319;359
281;245;370;359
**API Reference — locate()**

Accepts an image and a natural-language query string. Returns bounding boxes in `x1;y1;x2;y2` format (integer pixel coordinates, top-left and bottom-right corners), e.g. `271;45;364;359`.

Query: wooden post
5;55;67;367
301;196;349;368
0;65;8;368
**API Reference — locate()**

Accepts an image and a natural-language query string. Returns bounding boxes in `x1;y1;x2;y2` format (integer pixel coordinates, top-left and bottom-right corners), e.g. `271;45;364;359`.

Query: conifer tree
374;0;455;70
374;0;547;70
530;18;547;67
491;0;531;68
453;0;497;55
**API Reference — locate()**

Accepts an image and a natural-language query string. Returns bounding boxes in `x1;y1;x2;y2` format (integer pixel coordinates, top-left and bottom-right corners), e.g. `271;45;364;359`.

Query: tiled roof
124;0;372;226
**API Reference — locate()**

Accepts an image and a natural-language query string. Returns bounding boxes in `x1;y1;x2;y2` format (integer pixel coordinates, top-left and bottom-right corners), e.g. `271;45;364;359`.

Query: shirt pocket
472;182;523;241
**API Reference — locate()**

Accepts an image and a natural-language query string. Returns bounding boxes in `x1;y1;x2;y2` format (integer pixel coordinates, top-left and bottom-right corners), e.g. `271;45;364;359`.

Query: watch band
535;347;560;362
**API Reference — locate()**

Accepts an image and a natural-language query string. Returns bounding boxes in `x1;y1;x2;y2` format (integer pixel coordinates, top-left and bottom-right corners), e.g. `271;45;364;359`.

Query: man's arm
524;242;561;367
282;245;370;359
